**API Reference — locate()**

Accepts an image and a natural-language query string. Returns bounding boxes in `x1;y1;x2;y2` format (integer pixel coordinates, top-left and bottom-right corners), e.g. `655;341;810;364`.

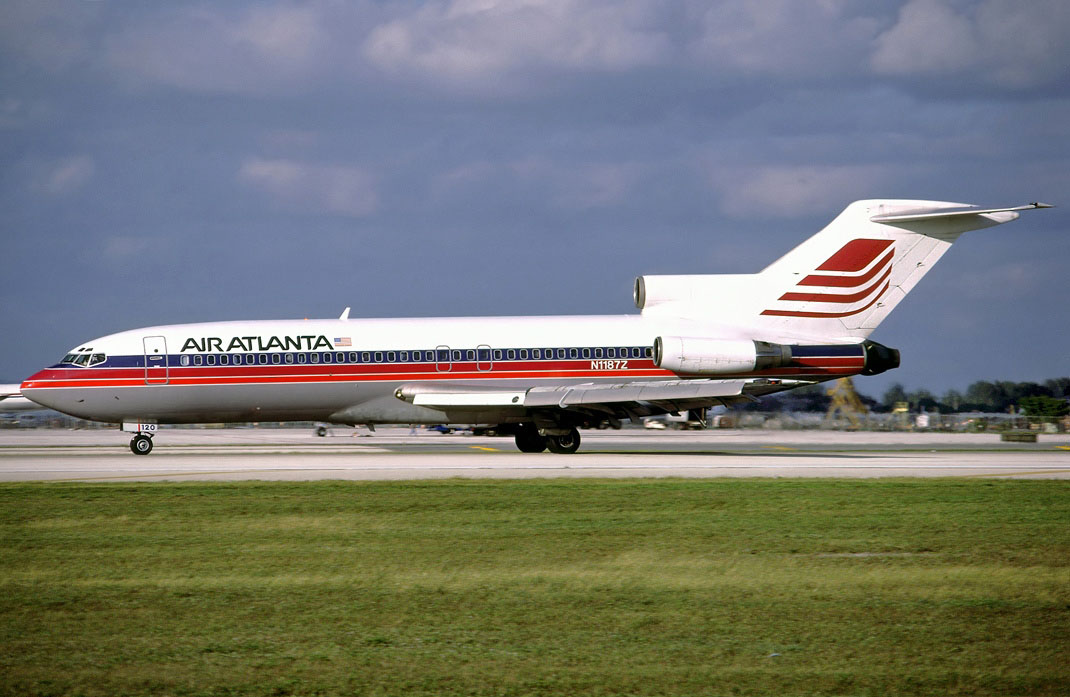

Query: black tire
315;426;328;437
130;434;153;455
514;426;547;453
546;428;581;454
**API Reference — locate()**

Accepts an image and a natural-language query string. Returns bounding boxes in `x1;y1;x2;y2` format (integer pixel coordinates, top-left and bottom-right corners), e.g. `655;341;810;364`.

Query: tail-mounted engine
653;337;793;374
652;336;900;376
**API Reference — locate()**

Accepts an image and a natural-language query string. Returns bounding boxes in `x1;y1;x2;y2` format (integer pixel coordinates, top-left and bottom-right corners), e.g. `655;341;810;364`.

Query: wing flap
399;378;812;411
524;379;748;407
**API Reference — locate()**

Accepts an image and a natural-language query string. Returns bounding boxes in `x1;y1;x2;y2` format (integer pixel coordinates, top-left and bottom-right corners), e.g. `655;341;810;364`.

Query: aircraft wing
0;384;44;412
395;378;811;419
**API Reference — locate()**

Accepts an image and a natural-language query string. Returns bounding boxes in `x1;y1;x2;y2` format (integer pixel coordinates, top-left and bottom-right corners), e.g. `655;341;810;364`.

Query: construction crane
825;377;869;429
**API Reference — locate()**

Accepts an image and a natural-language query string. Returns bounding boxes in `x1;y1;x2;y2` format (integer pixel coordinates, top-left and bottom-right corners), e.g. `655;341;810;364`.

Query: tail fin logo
762;239;893;318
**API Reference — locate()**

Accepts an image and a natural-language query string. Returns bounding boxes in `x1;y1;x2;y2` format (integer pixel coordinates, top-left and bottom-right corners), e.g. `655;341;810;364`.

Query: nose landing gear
122;422;158;455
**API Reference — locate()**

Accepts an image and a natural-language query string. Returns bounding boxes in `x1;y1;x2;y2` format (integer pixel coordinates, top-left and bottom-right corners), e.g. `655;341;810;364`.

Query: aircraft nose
20;371;65;412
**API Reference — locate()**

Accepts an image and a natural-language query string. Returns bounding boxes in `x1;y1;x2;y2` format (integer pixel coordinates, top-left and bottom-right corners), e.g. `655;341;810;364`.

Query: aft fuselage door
143;336;169;385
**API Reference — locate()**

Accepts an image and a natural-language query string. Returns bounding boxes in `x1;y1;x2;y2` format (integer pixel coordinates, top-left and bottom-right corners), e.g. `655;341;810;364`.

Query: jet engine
653;337;793;374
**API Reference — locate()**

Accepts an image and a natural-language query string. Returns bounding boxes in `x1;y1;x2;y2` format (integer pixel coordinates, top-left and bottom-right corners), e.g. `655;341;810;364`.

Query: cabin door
143;336;169;385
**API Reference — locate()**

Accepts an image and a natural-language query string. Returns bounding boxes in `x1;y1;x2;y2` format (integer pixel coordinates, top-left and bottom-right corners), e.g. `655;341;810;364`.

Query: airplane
20;199;1051;455
0;384;45;412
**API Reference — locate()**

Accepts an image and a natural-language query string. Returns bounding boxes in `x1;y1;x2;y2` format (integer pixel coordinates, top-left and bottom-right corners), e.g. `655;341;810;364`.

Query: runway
1;427;1068;481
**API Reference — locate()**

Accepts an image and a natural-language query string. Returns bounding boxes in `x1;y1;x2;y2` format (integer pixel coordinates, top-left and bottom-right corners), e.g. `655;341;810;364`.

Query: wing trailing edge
397;378;812;411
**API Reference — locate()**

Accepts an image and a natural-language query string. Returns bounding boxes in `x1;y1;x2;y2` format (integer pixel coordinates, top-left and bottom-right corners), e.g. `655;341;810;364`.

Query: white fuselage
19;313;861;425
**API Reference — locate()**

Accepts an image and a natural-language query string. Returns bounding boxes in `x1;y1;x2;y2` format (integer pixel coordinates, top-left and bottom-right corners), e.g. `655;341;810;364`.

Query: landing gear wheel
546;428;581;454
130;434;153;455
515;426;548;453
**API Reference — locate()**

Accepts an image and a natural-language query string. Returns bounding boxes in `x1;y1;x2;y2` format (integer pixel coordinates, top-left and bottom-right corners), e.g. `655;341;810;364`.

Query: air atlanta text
181;335;334;353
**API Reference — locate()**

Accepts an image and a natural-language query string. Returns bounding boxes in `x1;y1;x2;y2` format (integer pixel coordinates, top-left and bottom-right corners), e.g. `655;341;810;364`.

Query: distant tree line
877;377;1070;414
740;377;1069;416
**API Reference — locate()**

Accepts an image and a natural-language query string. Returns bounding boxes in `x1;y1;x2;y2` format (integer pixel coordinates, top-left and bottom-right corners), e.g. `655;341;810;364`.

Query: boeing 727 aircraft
21;199;1050;454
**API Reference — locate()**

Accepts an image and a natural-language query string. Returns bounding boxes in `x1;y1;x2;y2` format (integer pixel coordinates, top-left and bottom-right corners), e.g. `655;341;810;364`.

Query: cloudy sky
1;0;1067;397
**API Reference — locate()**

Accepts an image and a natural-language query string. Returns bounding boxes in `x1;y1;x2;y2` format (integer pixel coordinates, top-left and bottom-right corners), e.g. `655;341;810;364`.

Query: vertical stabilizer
750;200;1048;341
637;200;1050;343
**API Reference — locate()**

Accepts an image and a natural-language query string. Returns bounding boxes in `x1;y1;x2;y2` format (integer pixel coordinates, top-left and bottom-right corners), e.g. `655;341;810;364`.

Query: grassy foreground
0;479;1067;697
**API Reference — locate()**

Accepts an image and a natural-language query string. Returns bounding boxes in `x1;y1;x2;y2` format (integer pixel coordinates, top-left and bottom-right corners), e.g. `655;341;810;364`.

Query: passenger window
336;352;345;363
595;347;603;358
362;352;371;363
387;352;396;362
644;347;652;358
493;350;502;360
582;348;591;359
285;353;294;364
532;349;541;359
519;349;528;359
451;350;461;361
257;354;267;365
349;352;357;363
297;353;306;364
311;353;320;364
632;348;641;358
466;349;475;361
607;348;615;358
568;348;578;359
271;354;281;365
507;349;515;360
207;355;216;366
180;355;190;366
374;352;383;363
220;354;229;365
323;353;333;364
193;355;203;366
399;351;409;362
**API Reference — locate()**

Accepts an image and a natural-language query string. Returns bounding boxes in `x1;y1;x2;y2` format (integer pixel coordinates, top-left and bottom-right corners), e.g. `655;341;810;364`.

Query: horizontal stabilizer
870;202;1052;223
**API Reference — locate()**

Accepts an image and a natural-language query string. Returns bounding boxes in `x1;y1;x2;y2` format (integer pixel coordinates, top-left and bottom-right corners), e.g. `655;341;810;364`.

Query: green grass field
1;479;1067;696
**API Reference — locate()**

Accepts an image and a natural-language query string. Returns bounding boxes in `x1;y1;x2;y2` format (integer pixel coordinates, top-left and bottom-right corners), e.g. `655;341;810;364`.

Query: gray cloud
363;0;673;90
1;0;1067;395
873;0;1070;89
238;158;379;217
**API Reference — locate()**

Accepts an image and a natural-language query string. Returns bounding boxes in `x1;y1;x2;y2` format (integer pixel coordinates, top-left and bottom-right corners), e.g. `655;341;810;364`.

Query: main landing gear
130;433;153;455
514;424;581;454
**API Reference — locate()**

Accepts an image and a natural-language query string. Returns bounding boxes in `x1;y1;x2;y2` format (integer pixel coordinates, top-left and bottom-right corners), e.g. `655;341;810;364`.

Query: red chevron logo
761;239;893;318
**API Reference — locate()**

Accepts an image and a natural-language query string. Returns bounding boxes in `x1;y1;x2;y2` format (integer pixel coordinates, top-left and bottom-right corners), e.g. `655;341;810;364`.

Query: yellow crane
825;377;869;429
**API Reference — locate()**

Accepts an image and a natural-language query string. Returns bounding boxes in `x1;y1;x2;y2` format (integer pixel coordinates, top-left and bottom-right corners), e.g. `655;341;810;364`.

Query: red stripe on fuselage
24;357;866;391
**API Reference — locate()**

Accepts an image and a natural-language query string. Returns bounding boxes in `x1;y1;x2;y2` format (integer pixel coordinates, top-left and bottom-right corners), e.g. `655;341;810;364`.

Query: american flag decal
762;239;893;318
334;337;352;347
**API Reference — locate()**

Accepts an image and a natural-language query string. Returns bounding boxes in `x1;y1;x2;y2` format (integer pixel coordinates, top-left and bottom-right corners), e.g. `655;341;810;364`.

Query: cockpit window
61;352;106;367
